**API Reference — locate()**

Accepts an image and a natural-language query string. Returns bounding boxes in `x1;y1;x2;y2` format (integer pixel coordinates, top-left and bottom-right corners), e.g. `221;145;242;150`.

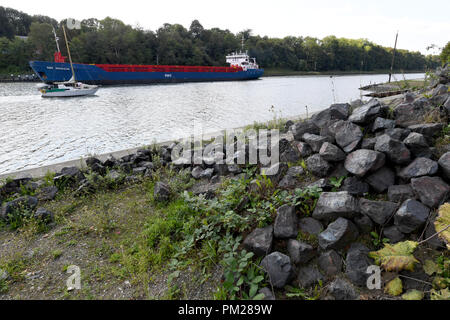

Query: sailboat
39;25;98;98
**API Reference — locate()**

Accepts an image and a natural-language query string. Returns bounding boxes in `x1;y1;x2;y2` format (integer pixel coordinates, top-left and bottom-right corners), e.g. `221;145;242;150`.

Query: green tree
440;42;450;64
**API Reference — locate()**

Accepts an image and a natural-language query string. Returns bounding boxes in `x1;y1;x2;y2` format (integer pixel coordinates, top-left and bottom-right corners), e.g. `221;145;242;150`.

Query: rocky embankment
1;66;449;300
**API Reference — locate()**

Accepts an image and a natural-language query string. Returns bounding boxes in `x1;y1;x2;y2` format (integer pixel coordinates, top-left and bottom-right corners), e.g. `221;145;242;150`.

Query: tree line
0;6;442;74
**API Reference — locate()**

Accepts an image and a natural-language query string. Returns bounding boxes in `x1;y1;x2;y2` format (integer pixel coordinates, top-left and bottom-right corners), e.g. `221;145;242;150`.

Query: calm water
0;73;423;175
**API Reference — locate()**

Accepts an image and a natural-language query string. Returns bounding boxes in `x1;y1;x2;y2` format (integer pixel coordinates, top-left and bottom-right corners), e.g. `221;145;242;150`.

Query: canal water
0;73;423;175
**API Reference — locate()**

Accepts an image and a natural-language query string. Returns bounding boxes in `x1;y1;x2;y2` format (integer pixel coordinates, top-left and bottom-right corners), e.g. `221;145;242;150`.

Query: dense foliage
0;6;442;74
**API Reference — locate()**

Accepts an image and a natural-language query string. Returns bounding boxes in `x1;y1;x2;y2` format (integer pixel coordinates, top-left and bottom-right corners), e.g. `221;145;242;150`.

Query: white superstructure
226;51;259;71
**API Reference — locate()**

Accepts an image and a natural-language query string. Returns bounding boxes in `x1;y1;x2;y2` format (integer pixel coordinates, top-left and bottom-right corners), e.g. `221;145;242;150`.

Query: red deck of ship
95;64;244;73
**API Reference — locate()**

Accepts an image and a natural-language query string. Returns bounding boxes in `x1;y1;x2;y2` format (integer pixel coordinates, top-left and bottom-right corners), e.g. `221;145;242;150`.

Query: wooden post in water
388;32;398;83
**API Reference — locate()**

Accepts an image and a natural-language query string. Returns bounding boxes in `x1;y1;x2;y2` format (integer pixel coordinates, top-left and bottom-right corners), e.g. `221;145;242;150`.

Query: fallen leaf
369;240;419;272
385;277;403;296
402;289;424;300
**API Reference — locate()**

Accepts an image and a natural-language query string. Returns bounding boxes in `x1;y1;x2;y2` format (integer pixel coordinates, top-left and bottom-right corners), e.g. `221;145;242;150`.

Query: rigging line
66;29;95;82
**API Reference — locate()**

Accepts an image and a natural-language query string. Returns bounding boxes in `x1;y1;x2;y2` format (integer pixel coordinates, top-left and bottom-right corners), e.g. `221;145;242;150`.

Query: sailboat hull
41;87;98;97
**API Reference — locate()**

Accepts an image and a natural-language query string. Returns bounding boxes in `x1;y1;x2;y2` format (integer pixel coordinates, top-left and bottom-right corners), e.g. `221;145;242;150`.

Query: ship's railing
95;64;244;73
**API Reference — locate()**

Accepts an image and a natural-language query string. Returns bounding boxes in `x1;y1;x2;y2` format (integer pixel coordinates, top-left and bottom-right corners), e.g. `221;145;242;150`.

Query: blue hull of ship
29;61;264;85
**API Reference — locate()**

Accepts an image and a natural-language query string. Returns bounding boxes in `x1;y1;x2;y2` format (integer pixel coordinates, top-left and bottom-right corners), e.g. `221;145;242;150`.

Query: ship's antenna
52;27;61;53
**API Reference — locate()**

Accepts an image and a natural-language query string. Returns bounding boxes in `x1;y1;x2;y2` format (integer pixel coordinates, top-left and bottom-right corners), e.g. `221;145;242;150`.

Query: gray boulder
274;205;298;239
384;128;411;141
359;199;397;225
374;134;411;165
393;99;433;127
153;182;170;202
398;158;438;180
365;166;396;193
410;176;450;208
328;278;359;300
408;123;444;138
319;142;346;162
438;152;450;180
37;186;58;201
278;166;304;189
306;154;332;178
311;103;350;128
334;121;363;153
388;184;415;203
312;191;359;221
243;225;274;257
291;120;320;141
295;142;313;158
349;99;383;124
297;264;324;288
318;250;342;278
345;243;373;287
287;239;316;265
302;133;329;152
0;195;38;221
34;207;54;223
260;252;294;289
318;218;359;250
383;225;405;243
394;199;430;234
404;132;431;158
298;217;324;235
261;162;288;184
258;287;275;300
361;138;377;150
344;149;385;177
372;117;395;132
354;214;374;233
191;166;203;179
341;177;369;196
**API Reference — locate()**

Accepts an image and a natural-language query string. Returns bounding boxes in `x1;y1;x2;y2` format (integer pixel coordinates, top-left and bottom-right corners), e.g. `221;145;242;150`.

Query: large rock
318;250;342;279
260;252;294;289
312;191;359;221
153;182;170;202
303;133;330;153
372;117;395;132
53;166;85;185
328;278;358;300
243;225;273;257
344;149;385;177
398;158;438;180
410;176;450;208
319;143;346;162
37;186;58;201
298;217;323;235
296;142;313;158
361;137;377;150
403;132;431;158
278;166;304;189
408;123;444;138
359;199;397;225
306;154;332;178
296;264;324;288
354;214;374;233
258;287;275;300
345;243;373;287
274;205;298;239
383;225;405;243
374;134;411;165
349;99;383;124
311;103;350;128
34;207;54;223
384;128;411;141
341;177;369;196
388;184;415;203
334;121;363;153
365;166;396;193
318;218;359;250
438;152;450;180
0;195;38;221
291;120;320;141
394;99;433;127
394;199;430;234
261;162;288;184
287;239;316;265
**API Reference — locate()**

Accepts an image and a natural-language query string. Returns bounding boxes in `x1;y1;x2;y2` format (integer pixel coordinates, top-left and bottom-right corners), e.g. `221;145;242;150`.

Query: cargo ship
29;50;264;85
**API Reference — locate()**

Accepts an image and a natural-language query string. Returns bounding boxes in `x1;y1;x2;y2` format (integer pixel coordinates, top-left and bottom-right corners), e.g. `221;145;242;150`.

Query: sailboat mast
388;32;398;83
62;25;76;82
52;27;61;53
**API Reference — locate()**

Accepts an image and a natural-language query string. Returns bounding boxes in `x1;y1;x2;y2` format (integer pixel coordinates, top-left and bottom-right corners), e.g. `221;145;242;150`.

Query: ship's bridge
226;51;259;71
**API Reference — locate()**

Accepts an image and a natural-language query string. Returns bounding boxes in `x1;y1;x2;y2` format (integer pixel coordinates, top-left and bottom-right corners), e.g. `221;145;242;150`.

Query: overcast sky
3;0;449;55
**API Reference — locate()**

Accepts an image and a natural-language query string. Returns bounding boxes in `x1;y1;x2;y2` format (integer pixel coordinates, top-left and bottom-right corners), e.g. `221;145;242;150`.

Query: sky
3;0;449;55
